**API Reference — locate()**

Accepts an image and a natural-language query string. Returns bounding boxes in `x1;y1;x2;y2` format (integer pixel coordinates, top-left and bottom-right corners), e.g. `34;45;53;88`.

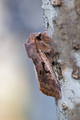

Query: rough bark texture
42;0;80;120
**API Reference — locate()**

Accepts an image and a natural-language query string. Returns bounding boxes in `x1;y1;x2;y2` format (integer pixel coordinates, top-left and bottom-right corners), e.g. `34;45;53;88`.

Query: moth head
35;32;42;41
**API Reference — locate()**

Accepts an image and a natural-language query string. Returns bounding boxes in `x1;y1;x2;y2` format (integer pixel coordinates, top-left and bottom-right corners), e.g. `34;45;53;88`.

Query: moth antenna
45;22;49;33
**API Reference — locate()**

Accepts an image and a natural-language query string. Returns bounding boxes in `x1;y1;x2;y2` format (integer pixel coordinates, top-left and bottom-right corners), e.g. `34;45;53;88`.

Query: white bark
42;0;80;119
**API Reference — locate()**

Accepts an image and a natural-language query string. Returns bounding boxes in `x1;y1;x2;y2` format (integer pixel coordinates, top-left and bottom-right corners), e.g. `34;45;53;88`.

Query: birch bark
42;0;80;119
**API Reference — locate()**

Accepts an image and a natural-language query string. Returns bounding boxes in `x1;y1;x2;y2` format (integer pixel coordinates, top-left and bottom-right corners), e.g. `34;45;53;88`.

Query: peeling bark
42;0;80;119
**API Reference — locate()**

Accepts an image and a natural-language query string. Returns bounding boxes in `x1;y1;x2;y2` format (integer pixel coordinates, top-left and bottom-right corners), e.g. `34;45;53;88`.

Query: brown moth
24;31;61;99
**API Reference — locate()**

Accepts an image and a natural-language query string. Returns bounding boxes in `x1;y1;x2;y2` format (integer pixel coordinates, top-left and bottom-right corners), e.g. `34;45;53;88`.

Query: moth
24;31;61;99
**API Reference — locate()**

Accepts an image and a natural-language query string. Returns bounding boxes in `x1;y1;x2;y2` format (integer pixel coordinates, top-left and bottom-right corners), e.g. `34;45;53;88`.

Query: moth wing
38;75;62;99
33;54;61;99
24;33;37;59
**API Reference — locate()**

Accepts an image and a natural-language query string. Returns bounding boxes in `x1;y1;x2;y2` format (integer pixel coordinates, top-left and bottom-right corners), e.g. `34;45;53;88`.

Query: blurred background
0;0;57;120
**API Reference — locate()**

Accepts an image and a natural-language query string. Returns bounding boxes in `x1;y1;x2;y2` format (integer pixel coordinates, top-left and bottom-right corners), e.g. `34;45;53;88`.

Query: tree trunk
42;0;80;119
